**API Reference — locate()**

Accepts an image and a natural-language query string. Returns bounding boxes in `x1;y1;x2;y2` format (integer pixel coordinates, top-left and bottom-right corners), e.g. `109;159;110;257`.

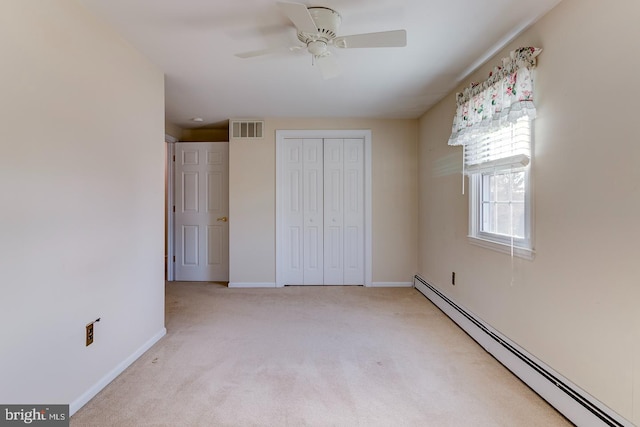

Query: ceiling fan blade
334;29;407;49
277;1;318;34
235;45;303;59
316;55;341;80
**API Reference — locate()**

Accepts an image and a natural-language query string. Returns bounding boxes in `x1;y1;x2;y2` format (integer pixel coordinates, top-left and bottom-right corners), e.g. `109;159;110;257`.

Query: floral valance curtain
448;47;542;147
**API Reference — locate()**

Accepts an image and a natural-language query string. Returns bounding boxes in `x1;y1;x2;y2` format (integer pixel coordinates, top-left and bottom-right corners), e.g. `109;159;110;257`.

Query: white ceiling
78;0;561;130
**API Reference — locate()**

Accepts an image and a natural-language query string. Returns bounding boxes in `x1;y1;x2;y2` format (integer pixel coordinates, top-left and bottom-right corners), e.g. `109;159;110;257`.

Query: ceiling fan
235;1;407;79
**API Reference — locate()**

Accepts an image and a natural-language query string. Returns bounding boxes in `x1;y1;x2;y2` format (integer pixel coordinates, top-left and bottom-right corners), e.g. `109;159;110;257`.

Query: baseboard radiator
413;275;631;427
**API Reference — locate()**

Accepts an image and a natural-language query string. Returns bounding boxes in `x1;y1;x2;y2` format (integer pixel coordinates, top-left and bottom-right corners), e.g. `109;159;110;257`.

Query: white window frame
467;123;535;260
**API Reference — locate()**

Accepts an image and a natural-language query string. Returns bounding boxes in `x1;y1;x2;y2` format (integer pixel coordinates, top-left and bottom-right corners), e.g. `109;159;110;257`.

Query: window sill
468;236;535;260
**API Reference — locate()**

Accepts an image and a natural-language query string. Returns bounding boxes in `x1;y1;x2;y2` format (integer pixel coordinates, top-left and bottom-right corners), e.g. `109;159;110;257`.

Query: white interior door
174;142;229;281
278;137;364;286
303;139;324;285
323;139;344;285
325;138;365;285
280;138;324;285
280;139;304;285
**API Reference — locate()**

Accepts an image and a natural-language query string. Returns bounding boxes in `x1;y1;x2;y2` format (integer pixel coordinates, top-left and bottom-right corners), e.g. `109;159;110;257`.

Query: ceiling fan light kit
236;1;407;79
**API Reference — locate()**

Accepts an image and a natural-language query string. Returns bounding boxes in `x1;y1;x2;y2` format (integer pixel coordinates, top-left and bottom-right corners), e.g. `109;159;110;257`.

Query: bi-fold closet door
280;138;364;285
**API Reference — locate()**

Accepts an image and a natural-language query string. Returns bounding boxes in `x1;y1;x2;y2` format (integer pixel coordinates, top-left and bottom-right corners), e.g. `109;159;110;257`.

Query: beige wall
165;122;183;140
181;128;229;142
229;118;418;285
0;0;165;410
418;0;640;422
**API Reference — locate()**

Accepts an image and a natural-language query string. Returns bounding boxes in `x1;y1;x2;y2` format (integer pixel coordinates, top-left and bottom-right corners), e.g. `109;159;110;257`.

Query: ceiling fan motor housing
297;7;342;47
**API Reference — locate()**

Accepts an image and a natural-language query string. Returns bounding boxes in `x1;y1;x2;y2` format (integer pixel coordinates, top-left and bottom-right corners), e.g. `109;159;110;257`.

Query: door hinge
173;206;175;212
173;256;175;262
173;155;175;162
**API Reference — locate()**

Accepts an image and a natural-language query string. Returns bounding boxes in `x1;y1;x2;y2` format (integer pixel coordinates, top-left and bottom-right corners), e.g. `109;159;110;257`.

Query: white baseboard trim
69;327;167;416
414;275;630;427
228;282;277;288
370;282;414;288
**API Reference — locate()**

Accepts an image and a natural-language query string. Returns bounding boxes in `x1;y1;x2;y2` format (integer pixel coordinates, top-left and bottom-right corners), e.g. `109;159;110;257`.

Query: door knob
217;216;228;222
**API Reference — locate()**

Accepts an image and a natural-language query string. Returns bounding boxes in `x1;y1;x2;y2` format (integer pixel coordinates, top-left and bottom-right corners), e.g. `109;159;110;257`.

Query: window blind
464;119;531;174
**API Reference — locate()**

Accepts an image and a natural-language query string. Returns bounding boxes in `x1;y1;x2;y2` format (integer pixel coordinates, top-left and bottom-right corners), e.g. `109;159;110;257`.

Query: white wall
229;118;418;285
418;0;640;423
0;0;166;412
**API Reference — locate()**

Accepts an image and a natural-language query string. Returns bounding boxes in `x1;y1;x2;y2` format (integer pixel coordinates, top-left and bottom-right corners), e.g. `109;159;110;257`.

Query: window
467;119;533;258
446;47;541;258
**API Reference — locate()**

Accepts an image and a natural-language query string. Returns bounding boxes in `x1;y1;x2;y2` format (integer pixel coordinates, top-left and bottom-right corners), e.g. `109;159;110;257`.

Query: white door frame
165;136;176;281
275;129;372;287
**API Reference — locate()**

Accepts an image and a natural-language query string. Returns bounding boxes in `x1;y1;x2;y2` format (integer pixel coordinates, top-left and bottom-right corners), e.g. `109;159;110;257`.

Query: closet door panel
281;139;304;285
324;139;344;285
303;139;324;285
343;139;365;284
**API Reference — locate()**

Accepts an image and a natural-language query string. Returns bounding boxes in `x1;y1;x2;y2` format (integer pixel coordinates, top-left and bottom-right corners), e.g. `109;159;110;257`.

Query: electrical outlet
452;272;456;285
86;323;94;346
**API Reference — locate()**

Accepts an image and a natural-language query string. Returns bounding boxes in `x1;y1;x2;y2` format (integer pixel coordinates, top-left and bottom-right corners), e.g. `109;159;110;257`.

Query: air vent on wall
231;120;264;139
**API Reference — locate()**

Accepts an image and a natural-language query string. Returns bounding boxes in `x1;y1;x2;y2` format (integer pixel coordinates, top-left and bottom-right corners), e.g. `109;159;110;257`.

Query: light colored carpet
71;282;571;426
